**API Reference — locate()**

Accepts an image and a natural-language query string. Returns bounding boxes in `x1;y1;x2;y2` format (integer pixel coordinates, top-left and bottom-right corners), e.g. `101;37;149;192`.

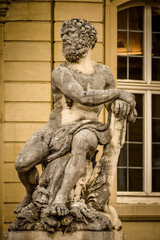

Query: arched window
117;1;160;202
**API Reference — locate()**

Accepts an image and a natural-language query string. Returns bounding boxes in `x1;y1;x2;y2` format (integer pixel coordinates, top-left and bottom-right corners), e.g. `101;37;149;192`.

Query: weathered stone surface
4;231;125;240
9;18;137;234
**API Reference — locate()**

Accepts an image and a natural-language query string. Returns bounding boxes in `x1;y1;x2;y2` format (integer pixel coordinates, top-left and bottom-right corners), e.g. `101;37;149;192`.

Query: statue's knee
15;155;29;173
72;130;98;151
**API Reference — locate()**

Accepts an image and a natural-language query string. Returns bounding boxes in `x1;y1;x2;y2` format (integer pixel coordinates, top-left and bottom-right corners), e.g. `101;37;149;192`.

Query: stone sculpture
9;18;137;233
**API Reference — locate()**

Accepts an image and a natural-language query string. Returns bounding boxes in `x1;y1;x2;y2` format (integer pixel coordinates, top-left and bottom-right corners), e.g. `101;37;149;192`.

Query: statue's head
61;18;97;62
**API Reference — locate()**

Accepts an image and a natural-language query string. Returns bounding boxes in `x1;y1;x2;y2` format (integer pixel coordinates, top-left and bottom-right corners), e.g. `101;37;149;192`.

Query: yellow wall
0;0;160;239
1;0;52;233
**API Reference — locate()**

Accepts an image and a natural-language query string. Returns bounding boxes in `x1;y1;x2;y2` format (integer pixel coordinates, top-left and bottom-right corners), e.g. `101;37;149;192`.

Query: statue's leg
14;128;50;213
51;129;98;216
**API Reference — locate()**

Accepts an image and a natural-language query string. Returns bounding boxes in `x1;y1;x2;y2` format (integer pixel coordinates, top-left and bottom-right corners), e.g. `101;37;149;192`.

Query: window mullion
144;1;152;83
145;91;152;194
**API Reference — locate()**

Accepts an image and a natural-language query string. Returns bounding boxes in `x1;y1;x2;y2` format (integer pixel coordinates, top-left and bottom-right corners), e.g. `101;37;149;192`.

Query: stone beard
61;18;97;62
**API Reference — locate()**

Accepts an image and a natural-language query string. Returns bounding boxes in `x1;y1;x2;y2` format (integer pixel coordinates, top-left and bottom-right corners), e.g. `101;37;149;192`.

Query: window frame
117;1;160;203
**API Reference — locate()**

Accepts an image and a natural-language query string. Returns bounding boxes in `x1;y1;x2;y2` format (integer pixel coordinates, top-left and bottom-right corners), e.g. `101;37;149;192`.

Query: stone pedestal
4;231;125;240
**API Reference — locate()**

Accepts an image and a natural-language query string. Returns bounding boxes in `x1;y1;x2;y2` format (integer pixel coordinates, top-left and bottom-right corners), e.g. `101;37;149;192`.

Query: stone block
4;143;24;162
4;204;17;222
4;163;19;183
6;2;51;21
3;123;44;142
4;102;51;122
4;183;26;202
4;231;125;240
5;102;46;121
54;2;103;21
4;42;51;61
28;2;51;21
4;83;51;102
4;62;51;81
54;22;103;42
6;3;28;20
5;22;51;41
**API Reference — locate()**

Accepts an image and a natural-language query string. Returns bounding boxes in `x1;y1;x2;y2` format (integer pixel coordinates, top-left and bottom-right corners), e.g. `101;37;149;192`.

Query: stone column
0;1;12;238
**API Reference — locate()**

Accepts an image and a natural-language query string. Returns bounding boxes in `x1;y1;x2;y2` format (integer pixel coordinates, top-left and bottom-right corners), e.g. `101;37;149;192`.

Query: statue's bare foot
14;195;32;214
50;203;69;216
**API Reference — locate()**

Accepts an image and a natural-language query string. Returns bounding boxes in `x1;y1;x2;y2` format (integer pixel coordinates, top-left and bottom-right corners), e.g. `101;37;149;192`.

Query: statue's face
62;29;90;62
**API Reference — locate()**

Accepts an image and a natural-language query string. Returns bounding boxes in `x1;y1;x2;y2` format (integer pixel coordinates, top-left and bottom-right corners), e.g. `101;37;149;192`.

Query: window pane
129;57;143;80
118;143;127;166
152;7;160;32
152;33;160;57
152;58;160;81
152;119;160;142
152;94;160;192
135;94;143;117
129;169;143;191
152;95;160;118
117;7;144;81
152;144;160;167
117;31;127;55
117;168;127;191
129;7;143;31
118;56;127;79
152;169;160;192
118;9;127;29
129;119;143;142
129;144;143;167
129;32;143;56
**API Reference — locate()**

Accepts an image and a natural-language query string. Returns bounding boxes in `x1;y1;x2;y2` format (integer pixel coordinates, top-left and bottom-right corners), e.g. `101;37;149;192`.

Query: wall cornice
0;0;12;22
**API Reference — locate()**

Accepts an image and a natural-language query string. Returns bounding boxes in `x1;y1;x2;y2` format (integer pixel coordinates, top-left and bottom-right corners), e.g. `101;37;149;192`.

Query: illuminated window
117;2;160;201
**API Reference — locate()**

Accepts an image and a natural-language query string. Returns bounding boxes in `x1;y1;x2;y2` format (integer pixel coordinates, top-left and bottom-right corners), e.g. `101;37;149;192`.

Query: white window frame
117;1;160;204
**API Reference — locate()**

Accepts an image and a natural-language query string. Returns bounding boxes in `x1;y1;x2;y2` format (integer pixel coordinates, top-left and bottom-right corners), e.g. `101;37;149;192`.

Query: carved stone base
4;231;125;240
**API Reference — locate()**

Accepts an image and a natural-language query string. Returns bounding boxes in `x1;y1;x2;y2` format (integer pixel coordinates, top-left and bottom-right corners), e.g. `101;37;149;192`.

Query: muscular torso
50;62;115;128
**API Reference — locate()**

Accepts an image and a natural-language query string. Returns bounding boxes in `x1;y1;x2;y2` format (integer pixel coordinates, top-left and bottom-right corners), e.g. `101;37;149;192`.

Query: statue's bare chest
71;71;106;91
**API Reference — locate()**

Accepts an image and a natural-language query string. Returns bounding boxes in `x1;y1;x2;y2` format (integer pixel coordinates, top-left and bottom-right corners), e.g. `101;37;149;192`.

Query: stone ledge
4;231;125;240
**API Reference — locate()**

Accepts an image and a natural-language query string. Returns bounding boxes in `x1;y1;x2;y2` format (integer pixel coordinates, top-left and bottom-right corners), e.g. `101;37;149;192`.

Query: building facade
0;0;160;239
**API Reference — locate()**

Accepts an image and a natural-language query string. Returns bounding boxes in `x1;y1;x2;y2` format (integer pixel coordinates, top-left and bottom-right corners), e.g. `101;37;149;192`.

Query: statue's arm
103;66;137;122
52;67;135;108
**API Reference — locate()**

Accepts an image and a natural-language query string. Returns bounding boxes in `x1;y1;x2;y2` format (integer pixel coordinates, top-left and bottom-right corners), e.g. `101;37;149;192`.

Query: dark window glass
152;119;160;142
117;168;127;191
152;144;160;167
118;9;127;29
152;169;160;192
152;95;160;118
152;33;160;57
152;7;160;32
129;144;143;167
118;94;143;192
129;57;143;80
129;169;143;191
118;143;127;167
129;6;143;31
118;56;127;79
152;58;160;81
117;31;127;55
135;94;143;117
117;7;144;80
152;94;160;192
152;8;160;81
129;119;143;142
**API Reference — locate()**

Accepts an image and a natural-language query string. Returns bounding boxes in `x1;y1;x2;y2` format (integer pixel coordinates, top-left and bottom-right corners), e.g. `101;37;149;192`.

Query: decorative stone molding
0;0;12;23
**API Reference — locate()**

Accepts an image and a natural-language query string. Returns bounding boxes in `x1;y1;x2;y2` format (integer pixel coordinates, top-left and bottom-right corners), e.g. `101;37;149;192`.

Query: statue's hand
118;90;136;110
127;108;137;123
111;99;137;122
111;99;131;120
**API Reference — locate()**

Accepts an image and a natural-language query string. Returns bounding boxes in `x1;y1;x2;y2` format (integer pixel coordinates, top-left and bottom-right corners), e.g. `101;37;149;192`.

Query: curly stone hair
61;18;98;62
